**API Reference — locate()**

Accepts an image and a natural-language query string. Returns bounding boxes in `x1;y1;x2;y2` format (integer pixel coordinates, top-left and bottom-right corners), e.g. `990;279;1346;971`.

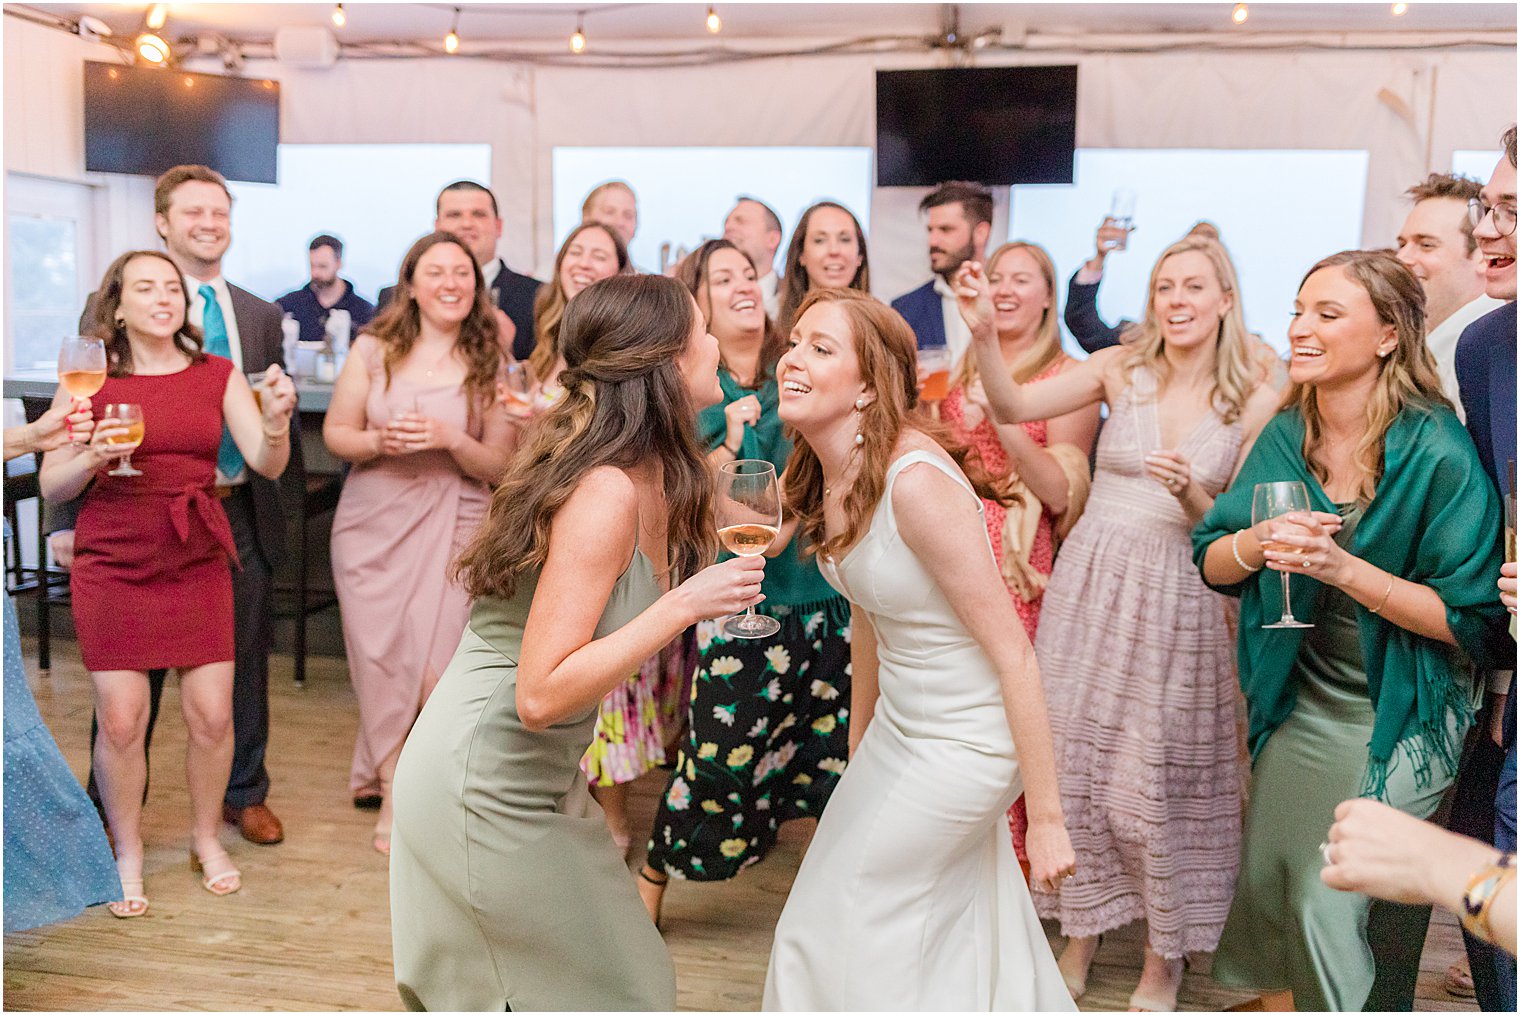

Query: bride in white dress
762;288;1078;1012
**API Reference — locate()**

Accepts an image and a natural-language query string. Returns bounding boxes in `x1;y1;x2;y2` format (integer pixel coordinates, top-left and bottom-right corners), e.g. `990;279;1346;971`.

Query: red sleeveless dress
70;355;239;672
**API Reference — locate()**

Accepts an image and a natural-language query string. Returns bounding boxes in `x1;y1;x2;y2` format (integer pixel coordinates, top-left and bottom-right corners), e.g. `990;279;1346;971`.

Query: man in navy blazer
890;182;993;358
1449;125;1517;1015
378;181;542;362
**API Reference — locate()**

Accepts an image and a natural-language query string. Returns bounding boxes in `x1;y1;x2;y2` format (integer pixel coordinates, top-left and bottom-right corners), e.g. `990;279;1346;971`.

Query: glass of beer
716;459;781;639
59;336;107;402
246;370;266;412
102;403;145;477
918;346;952;404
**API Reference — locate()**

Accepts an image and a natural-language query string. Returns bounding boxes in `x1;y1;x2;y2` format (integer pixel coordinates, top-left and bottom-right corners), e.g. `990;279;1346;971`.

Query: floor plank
2;637;1480;1012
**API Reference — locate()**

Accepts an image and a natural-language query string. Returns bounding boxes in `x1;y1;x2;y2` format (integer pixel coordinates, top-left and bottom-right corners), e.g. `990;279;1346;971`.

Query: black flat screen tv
83;62;280;184
876;66;1077;187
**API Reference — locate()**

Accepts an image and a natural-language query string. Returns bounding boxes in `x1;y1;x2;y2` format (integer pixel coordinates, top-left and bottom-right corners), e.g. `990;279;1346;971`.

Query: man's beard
311;276;337;292
932;240;976;280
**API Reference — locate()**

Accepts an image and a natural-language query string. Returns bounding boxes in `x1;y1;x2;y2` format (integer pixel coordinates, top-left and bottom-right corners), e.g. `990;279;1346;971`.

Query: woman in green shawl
637;240;852;924
1193;250;1510;1011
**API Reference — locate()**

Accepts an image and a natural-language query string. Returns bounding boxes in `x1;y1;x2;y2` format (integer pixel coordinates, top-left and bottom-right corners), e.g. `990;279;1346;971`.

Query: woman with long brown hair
774;201;870;335
638;241;853;924
1195;250;1509;1011
959;236;1281;1009
528;222;629;395
939;240;1099;873
388;273;764;1011
40;250;296;917
323;231;516;853
762;287;1075;1010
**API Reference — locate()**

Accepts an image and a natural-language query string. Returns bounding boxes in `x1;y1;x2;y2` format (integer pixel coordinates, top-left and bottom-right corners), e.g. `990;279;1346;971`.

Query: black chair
282;466;343;686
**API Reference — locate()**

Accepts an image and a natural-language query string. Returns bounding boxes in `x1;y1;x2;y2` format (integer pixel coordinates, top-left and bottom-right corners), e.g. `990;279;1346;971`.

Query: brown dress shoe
223;802;284;845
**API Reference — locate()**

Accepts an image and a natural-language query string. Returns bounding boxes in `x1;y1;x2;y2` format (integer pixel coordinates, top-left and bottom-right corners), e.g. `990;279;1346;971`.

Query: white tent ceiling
19;2;1520;50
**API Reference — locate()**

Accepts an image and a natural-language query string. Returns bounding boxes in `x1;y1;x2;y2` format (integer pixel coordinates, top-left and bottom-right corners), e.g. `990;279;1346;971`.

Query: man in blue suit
890;181;992;359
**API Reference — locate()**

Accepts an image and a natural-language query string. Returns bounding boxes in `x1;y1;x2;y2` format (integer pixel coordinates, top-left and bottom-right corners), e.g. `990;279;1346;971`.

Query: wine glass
1104;188;1138;251
59;336;107;400
716;459;781;639
102;403;145;477
499;361;534;417
1252;480;1314;630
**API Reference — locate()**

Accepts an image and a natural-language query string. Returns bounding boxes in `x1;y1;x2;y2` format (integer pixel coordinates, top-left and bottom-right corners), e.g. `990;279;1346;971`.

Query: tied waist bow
168;483;240;568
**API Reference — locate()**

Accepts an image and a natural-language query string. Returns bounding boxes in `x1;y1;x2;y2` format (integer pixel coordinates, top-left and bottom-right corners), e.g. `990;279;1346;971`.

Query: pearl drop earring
854;397;867;445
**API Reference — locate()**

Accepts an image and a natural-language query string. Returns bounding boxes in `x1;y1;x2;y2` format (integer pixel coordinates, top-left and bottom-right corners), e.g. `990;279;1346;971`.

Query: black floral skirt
644;596;852;881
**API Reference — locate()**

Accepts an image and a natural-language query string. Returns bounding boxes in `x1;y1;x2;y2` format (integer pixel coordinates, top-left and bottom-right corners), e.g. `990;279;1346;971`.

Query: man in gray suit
63;165;291;845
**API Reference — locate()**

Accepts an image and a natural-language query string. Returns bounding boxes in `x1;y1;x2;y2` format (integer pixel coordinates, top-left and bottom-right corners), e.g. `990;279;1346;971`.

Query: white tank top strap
880;449;983;531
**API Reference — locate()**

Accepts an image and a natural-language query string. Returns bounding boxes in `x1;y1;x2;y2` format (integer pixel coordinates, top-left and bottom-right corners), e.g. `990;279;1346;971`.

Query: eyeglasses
1467;196;1517;237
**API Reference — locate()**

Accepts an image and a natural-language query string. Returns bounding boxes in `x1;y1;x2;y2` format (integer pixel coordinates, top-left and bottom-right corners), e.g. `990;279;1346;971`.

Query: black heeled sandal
637;866;668;929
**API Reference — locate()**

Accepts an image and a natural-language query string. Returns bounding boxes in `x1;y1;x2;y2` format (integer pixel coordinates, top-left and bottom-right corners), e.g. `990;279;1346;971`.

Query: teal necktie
200;284;245;478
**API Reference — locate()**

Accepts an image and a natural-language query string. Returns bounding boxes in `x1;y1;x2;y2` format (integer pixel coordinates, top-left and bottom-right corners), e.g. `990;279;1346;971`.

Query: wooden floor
3;637;1480;1012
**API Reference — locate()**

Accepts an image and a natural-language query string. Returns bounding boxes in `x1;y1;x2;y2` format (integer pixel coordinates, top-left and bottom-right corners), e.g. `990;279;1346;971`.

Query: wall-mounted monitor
83;61;280;184
876;65;1077;187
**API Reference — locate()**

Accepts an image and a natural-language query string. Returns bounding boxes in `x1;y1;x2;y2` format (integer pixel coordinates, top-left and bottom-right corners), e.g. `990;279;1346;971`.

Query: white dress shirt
934;275;973;364
189;274;246;486
1426;293;1504;423
760;271;781;321
481;257;502;291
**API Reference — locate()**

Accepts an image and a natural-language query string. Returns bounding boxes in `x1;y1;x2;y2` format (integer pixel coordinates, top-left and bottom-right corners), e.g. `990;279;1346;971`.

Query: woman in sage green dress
1195;250;1510;1011
388;274;766;1011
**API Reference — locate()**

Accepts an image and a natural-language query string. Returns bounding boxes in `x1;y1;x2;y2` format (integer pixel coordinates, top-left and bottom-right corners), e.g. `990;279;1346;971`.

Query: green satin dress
1212;504;1458;1011
389;551;677;1012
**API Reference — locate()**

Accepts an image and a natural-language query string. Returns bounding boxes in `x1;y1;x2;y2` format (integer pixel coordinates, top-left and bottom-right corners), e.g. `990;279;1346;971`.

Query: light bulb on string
332;4;346;28
1391;2;1408;15
145;4;167;30
706;6;721;34
570;13;586;54
445;6;460;54
1231;3;1249;25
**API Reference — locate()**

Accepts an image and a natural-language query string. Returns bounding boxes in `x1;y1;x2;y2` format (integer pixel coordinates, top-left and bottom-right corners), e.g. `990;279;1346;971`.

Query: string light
444;6;460;54
135;31;169;64
145;4;168;31
331;3;346;28
706;6;722;34
570;12;586;54
1231;3;1249;25
1391;2;1408;15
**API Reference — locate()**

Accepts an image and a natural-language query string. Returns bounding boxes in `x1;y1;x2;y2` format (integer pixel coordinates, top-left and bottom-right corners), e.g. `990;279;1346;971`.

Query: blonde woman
940;241;1098;873
957;237;1281;1010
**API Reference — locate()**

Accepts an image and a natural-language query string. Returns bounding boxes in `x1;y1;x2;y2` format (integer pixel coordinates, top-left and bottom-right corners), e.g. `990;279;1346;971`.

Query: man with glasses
1451;123;1518;1014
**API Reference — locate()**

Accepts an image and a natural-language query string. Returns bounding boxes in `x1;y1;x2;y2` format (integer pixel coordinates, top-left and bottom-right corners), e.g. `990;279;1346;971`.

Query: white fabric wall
3;16;1513;303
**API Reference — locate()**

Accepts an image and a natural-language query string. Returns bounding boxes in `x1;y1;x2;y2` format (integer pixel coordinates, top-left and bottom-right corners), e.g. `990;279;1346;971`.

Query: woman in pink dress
939;241;1099;869
40;250;296;916
324;232;518;853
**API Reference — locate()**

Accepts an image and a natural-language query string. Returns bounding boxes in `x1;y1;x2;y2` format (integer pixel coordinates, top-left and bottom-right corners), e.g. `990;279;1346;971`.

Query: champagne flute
716;459;781;639
59;335;107;402
102;403;145;477
1252;480;1314;630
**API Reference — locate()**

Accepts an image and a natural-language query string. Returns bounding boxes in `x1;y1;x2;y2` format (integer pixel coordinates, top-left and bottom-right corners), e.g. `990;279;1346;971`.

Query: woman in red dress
939;241;1099;870
40;250;296;918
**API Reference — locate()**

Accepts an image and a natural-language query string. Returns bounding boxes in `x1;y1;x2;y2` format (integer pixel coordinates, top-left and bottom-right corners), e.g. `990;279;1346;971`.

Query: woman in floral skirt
637;240;852;922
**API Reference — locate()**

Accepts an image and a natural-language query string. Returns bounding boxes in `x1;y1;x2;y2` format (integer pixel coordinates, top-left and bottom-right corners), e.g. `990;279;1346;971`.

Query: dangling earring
854;397;867;446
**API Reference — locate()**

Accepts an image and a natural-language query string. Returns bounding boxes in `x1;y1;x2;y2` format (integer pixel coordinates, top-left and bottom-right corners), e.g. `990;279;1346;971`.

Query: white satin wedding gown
762;450;1075;1012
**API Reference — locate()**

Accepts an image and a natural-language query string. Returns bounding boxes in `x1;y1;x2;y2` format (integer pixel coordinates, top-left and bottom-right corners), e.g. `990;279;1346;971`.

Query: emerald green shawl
1191;404;1509;799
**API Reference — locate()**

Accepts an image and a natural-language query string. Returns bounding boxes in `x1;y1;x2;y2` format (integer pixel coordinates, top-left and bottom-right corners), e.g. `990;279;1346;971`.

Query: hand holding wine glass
97;403;145;478
23;399;96;453
716;460;782;639
1251;481;1314;629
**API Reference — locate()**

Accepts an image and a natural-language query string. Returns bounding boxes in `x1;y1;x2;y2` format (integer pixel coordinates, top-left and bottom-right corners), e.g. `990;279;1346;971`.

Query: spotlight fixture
145;4;168;31
706;6;721;34
135;31;170;64
331;3;346;28
570;13;586;54
445;6;460;54
1231;3;1249;25
1391;2;1408;15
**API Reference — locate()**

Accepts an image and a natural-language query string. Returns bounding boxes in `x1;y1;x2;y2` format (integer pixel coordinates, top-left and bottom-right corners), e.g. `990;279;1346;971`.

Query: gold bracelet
1460;852;1515;944
1368;573;1395;615
262;426;290;447
1232;530;1262;573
